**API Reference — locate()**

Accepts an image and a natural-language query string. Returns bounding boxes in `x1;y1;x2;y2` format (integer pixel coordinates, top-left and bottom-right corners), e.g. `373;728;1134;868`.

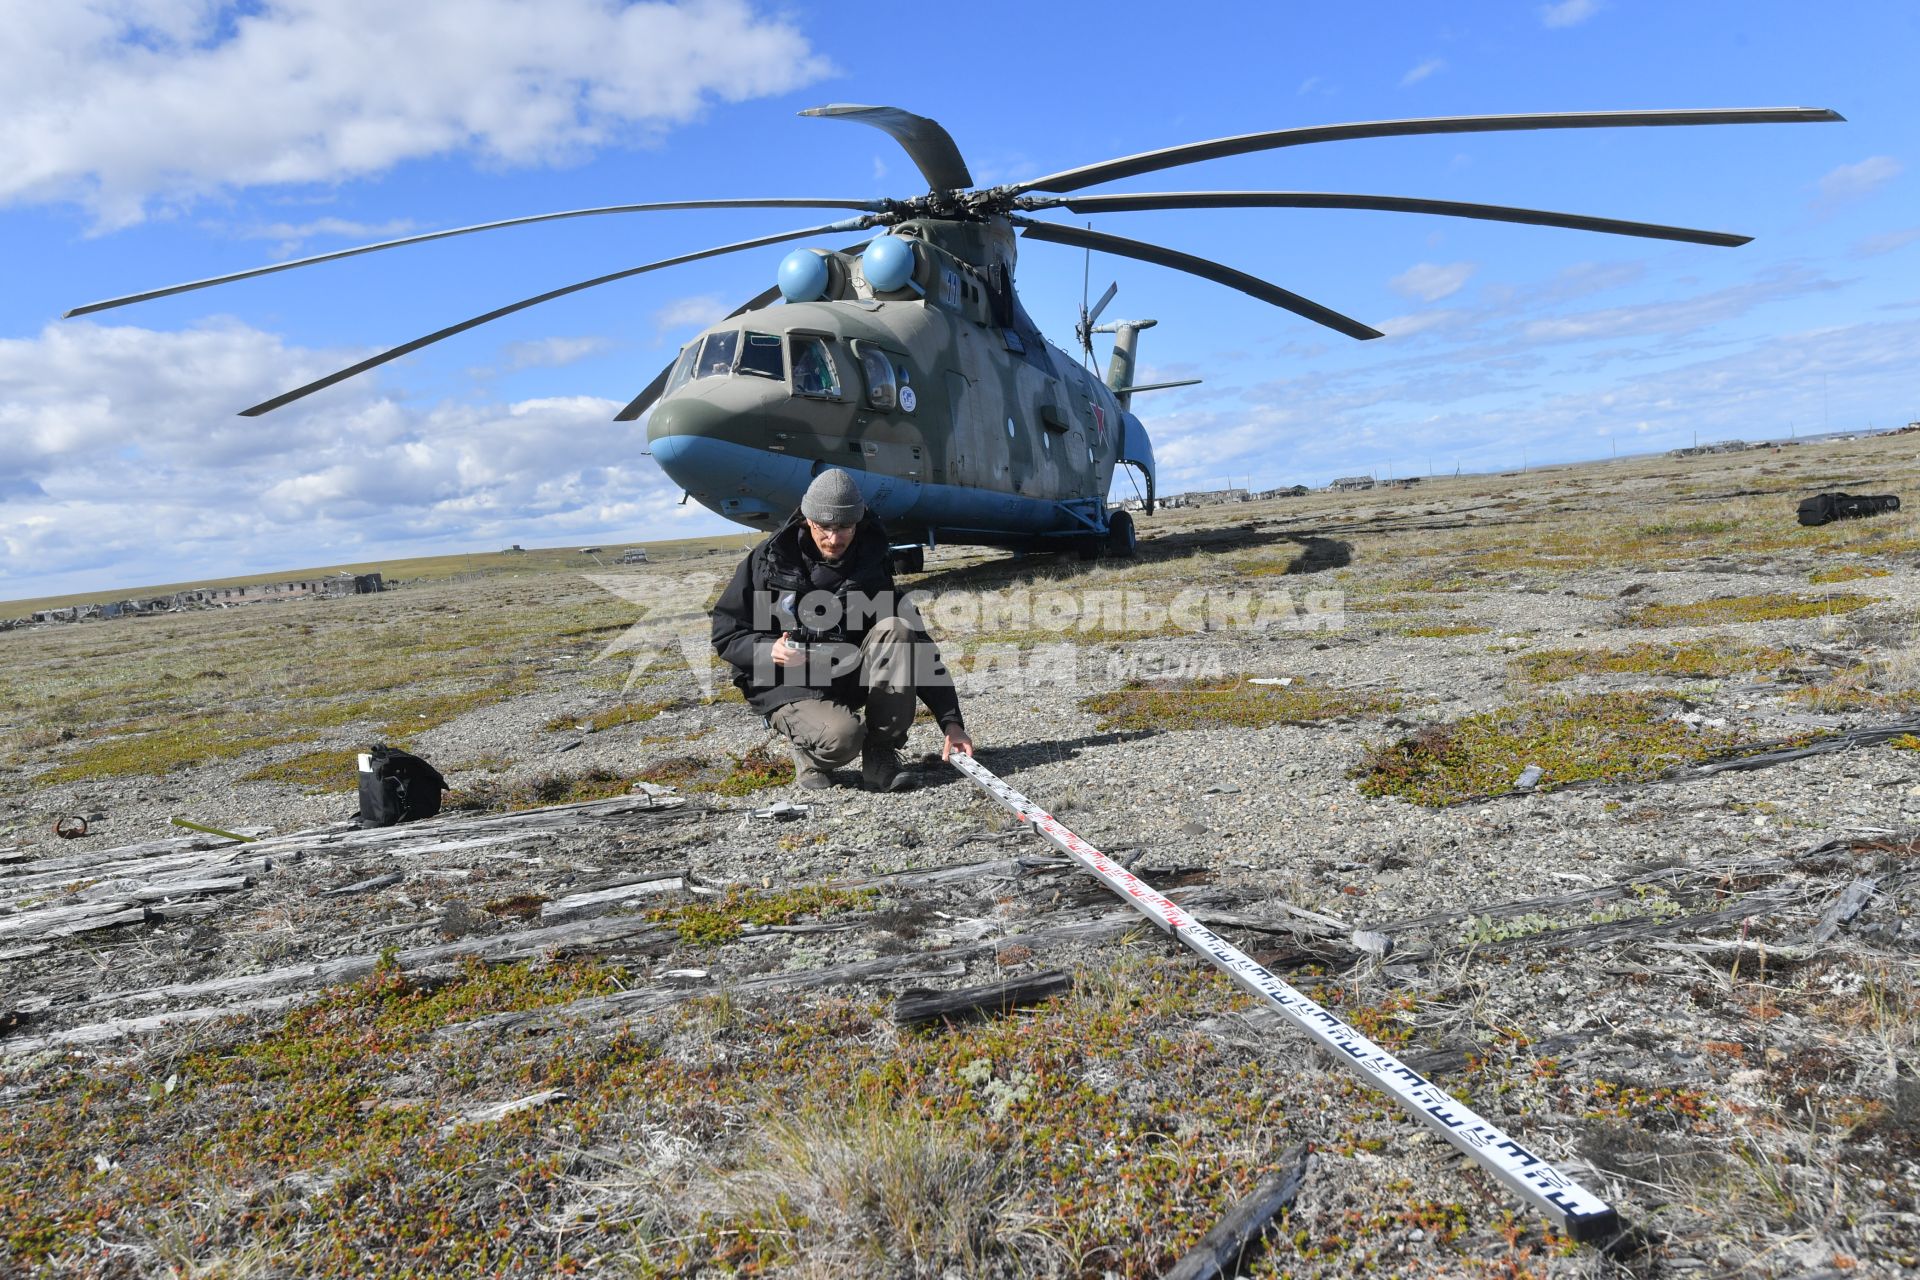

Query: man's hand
770;632;803;668
941;726;974;760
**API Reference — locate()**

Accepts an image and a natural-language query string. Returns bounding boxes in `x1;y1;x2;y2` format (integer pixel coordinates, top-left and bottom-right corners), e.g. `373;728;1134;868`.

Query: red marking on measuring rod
948;751;1620;1244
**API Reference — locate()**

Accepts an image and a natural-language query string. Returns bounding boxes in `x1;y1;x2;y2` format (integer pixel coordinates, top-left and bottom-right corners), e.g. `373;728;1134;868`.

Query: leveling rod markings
947;751;1619;1243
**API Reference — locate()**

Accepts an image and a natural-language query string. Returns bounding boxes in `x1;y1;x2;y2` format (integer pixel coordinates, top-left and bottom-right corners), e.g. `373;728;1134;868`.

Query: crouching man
711;469;972;791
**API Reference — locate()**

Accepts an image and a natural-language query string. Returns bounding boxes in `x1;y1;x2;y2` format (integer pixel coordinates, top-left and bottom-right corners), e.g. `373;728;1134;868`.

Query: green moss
1080;675;1400;731
448;766;641;812
37;717;308;786
703;745;795;795
1788;665;1920;713
1400;623;1490;638
636;754;710;784
240;747;361;793
1354;691;1735;807
543;698;678;734
1626;592;1878;628
647;887;877;945
1809;565;1890;584
1514;638;1798;684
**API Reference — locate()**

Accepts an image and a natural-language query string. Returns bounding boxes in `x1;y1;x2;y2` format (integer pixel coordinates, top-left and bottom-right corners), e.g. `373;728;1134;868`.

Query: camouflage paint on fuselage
646;215;1151;549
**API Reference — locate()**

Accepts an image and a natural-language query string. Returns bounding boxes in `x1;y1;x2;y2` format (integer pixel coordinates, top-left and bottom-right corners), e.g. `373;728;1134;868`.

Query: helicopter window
792;336;841;398
697;330;738;378
854;344;896;410
739;332;784;380
663;342;700;397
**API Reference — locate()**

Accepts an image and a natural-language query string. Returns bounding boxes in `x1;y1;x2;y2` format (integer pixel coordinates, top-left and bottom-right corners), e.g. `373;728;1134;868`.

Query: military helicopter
68;103;1841;572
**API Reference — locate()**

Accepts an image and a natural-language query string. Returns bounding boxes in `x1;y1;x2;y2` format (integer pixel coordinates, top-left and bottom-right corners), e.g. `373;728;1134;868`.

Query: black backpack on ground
354;743;448;827
1797;492;1901;526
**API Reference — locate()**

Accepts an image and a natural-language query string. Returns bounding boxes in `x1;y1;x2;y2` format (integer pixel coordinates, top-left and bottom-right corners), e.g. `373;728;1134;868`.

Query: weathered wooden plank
128;876;252;902
541;875;684;919
0;902;147;941
893;970;1073;1027
438;1089;570;1136
1162;1146;1313;1280
54;912;671;1019
322;872;404;897
1807;878;1877;944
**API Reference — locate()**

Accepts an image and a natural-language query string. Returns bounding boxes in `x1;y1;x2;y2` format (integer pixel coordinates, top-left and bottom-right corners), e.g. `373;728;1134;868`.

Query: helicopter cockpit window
738;332;784;380
791;336;841;398
852;343;896;410
697;330;738;378
663;342;700;397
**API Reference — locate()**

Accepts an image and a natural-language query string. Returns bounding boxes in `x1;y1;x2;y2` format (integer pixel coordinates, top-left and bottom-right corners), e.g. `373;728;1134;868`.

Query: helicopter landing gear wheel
1105;509;1137;558
890;546;925;575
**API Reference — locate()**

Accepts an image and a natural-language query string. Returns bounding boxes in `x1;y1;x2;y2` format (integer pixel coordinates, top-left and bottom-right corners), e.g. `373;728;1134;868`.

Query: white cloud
650;293;730;340
496;336;614;372
239;217;418;243
1389;261;1477;302
1520;267;1840;342
1540;0;1601;28
1815;155;1903;206
0;321;697;597
1853;226;1920;258
0;0;836;226
1399;58;1445;88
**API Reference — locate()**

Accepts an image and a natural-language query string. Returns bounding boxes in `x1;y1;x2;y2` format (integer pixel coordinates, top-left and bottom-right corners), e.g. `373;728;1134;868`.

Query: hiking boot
792;750;834;791
862;743;914;792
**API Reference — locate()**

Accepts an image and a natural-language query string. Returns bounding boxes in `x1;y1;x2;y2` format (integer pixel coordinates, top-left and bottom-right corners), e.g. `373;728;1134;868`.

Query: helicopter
67;103;1841;573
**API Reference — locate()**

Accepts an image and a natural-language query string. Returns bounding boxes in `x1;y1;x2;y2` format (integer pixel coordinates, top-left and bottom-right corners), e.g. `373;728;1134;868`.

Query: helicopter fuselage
646;216;1154;550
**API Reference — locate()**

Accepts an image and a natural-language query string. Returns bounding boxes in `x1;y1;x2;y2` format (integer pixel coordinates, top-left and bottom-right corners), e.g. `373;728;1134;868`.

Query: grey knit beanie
801;468;866;524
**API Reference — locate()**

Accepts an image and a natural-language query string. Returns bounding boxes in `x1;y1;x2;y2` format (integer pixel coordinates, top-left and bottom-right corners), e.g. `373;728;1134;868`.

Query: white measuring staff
947;750;1619;1244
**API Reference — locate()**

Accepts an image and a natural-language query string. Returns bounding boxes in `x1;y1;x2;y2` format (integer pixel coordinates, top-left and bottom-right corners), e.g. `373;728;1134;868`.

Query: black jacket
711;512;964;730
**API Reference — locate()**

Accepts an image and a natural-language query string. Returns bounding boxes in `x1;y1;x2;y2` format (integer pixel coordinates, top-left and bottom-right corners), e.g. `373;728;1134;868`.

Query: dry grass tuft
698;1105;1010;1276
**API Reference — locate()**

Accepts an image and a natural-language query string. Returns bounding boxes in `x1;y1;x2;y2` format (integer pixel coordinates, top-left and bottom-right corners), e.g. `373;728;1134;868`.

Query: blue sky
3;1;1915;599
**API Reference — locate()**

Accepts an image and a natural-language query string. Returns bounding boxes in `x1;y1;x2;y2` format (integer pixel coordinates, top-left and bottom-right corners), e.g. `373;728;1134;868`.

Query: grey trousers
769;617;918;770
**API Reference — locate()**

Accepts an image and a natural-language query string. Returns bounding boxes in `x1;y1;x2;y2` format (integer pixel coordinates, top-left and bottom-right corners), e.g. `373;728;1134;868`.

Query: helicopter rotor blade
800;104;974;192
1087;280;1119;328
1012;217;1382;341
1018;190;1753;247
240;216;876;417
613;238;875;422
65;199;889;320
1009;107;1844;196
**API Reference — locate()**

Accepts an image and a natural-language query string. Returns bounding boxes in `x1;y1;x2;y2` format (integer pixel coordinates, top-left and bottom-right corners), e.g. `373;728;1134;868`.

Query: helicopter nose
646;396;727;448
648;396;791;524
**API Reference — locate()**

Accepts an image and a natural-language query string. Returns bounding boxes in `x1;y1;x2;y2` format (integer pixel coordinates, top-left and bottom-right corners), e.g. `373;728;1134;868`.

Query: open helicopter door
1116;412;1156;514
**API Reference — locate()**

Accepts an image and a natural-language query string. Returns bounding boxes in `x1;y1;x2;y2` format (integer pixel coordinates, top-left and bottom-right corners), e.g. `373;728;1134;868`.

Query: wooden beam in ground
893;970;1074;1028
1162;1145;1313;1280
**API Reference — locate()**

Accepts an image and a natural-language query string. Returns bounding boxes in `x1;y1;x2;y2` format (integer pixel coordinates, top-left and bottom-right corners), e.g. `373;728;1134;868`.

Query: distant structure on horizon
12;573;383;629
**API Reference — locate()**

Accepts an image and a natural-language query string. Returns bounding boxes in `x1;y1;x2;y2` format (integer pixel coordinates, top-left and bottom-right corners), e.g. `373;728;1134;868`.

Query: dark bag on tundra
354;743;448;827
1797;492;1901;526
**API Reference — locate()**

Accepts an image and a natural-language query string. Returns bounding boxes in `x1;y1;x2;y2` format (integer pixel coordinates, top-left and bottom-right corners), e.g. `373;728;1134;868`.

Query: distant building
1668;440;1747;458
1161;487;1249;507
1328;475;1375;492
28;572;381;625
